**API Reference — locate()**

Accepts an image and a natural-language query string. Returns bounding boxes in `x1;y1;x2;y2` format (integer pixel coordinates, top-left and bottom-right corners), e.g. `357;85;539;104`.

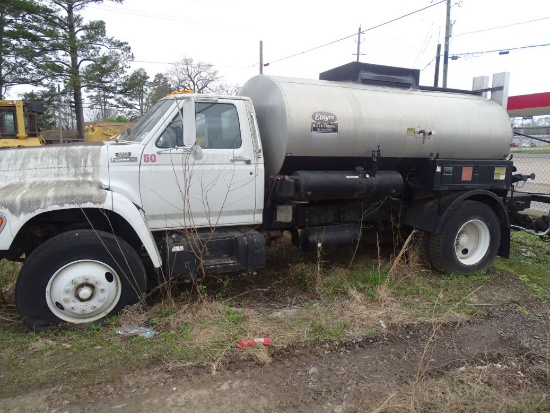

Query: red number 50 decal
143;154;157;163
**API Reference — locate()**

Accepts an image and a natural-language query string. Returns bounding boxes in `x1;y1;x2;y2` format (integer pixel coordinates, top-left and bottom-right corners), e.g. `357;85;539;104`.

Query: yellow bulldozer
84;123;132;142
0;100;46;148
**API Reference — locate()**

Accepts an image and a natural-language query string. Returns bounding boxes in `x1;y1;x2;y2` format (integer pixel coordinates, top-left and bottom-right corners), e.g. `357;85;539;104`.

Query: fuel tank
239;75;513;178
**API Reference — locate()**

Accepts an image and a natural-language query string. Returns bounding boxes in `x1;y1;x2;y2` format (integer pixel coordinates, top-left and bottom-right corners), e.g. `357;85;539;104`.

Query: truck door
139;98;259;230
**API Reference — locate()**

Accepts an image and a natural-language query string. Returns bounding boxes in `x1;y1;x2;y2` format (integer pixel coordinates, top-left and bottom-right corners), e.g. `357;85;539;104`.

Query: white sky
10;0;550;98
80;0;550;96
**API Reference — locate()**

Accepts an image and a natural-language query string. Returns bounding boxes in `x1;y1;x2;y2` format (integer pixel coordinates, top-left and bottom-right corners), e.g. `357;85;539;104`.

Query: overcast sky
78;0;549;96
7;0;548;100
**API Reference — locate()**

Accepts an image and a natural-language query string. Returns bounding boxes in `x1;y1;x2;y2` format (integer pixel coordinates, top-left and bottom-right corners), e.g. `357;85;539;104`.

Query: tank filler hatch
319;62;420;89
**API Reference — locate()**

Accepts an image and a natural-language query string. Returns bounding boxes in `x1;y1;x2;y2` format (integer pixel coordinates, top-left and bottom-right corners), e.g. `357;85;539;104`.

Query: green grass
394;273;492;318
0;328;144;392
309;320;347;340
510;147;550;155
493;231;550;298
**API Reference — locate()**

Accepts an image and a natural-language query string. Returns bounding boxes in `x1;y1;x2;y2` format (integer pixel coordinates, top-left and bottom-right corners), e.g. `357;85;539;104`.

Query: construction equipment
0;100;46;147
84;123;131;142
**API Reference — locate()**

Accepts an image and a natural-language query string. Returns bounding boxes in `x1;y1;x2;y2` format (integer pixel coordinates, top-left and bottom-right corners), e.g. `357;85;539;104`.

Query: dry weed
117;291;226;330
376;230;430;302
249;345;273;365
287;262;320;293
375;282;396;306
414;361;549;412
0;259;20;307
388;230;423;279
116;300;150;327
369;359;549;412
347;287;366;305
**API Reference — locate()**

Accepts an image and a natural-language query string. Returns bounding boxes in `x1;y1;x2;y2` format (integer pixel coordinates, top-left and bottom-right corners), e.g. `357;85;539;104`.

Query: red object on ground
236;337;271;348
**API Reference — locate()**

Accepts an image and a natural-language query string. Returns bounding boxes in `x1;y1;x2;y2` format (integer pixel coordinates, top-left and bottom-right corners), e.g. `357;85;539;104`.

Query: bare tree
211;82;241;96
166;57;220;93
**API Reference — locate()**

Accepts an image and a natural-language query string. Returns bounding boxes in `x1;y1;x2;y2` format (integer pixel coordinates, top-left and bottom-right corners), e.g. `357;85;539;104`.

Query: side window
156;111;183;148
195;103;241;149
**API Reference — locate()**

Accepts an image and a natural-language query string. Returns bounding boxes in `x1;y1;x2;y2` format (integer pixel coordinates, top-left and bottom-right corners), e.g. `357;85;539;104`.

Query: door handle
230;157;252;164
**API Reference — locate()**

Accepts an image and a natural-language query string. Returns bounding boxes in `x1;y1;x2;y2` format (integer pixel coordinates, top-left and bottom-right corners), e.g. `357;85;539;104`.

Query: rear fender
402;190;510;258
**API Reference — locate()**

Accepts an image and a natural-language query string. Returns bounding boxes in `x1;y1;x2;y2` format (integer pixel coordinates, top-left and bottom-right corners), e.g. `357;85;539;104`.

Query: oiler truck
0;100;46;147
1;63;548;331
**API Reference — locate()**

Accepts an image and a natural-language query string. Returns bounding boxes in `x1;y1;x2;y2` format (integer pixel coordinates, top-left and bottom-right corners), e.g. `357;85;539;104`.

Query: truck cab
118;94;265;229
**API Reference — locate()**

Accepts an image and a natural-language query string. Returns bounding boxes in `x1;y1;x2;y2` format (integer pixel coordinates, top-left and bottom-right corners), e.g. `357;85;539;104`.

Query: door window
153;102;242;150
195;103;241;149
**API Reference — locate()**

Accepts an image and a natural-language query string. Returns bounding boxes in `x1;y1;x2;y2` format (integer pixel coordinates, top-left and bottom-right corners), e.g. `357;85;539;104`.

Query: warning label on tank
311;111;338;134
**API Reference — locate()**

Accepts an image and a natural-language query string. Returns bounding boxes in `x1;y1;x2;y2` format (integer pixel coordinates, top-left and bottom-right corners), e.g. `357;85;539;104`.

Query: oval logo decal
311;112;337;123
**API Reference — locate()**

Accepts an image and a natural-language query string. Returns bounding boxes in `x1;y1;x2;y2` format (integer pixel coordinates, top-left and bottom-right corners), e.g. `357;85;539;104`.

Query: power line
413;24;434;67
262;0;446;66
421;42;550;70
131;60;251;70
87;4;212;26
132;60;173;65
454;16;550;37
451;42;550;59
421;55;437;71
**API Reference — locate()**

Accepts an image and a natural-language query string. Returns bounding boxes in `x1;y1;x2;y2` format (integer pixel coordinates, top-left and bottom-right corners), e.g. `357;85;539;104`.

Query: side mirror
191;144;203;160
182;99;196;147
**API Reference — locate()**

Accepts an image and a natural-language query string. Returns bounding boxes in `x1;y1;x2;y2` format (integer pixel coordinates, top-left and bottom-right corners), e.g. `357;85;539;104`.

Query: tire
428;201;500;275
15;230;146;331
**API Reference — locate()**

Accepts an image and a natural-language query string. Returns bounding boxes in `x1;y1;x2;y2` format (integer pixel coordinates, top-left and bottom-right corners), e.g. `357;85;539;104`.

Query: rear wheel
16;230;146;331
428;201;500;275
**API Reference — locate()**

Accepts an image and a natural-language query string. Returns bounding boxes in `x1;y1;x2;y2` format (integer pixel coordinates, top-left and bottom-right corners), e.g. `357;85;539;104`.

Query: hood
0;144;109;217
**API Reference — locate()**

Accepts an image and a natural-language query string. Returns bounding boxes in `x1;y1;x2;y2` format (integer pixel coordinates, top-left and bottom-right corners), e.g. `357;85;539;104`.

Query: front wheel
16;230;147;331
428;201;501;275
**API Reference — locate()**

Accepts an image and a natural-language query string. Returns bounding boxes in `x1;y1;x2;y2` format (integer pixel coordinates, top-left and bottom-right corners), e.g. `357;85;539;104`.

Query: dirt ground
1;302;548;413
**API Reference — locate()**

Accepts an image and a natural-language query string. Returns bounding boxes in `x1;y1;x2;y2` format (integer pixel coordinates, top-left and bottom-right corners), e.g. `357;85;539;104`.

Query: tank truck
1;62;547;330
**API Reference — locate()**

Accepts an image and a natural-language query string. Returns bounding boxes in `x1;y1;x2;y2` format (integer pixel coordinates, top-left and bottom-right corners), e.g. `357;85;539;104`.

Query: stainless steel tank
239;75;513;178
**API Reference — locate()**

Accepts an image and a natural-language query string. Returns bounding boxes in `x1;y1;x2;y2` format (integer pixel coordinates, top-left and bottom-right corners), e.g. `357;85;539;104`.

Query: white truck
1;62;548;331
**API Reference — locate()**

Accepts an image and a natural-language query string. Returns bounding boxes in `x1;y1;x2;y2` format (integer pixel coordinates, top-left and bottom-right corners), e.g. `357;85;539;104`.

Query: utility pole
442;0;451;88
434;43;441;87
58;84;63;144
259;40;264;74
356;26;361;62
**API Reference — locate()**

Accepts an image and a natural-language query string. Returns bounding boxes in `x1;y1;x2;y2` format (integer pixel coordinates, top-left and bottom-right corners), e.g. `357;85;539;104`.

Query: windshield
121;99;174;143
